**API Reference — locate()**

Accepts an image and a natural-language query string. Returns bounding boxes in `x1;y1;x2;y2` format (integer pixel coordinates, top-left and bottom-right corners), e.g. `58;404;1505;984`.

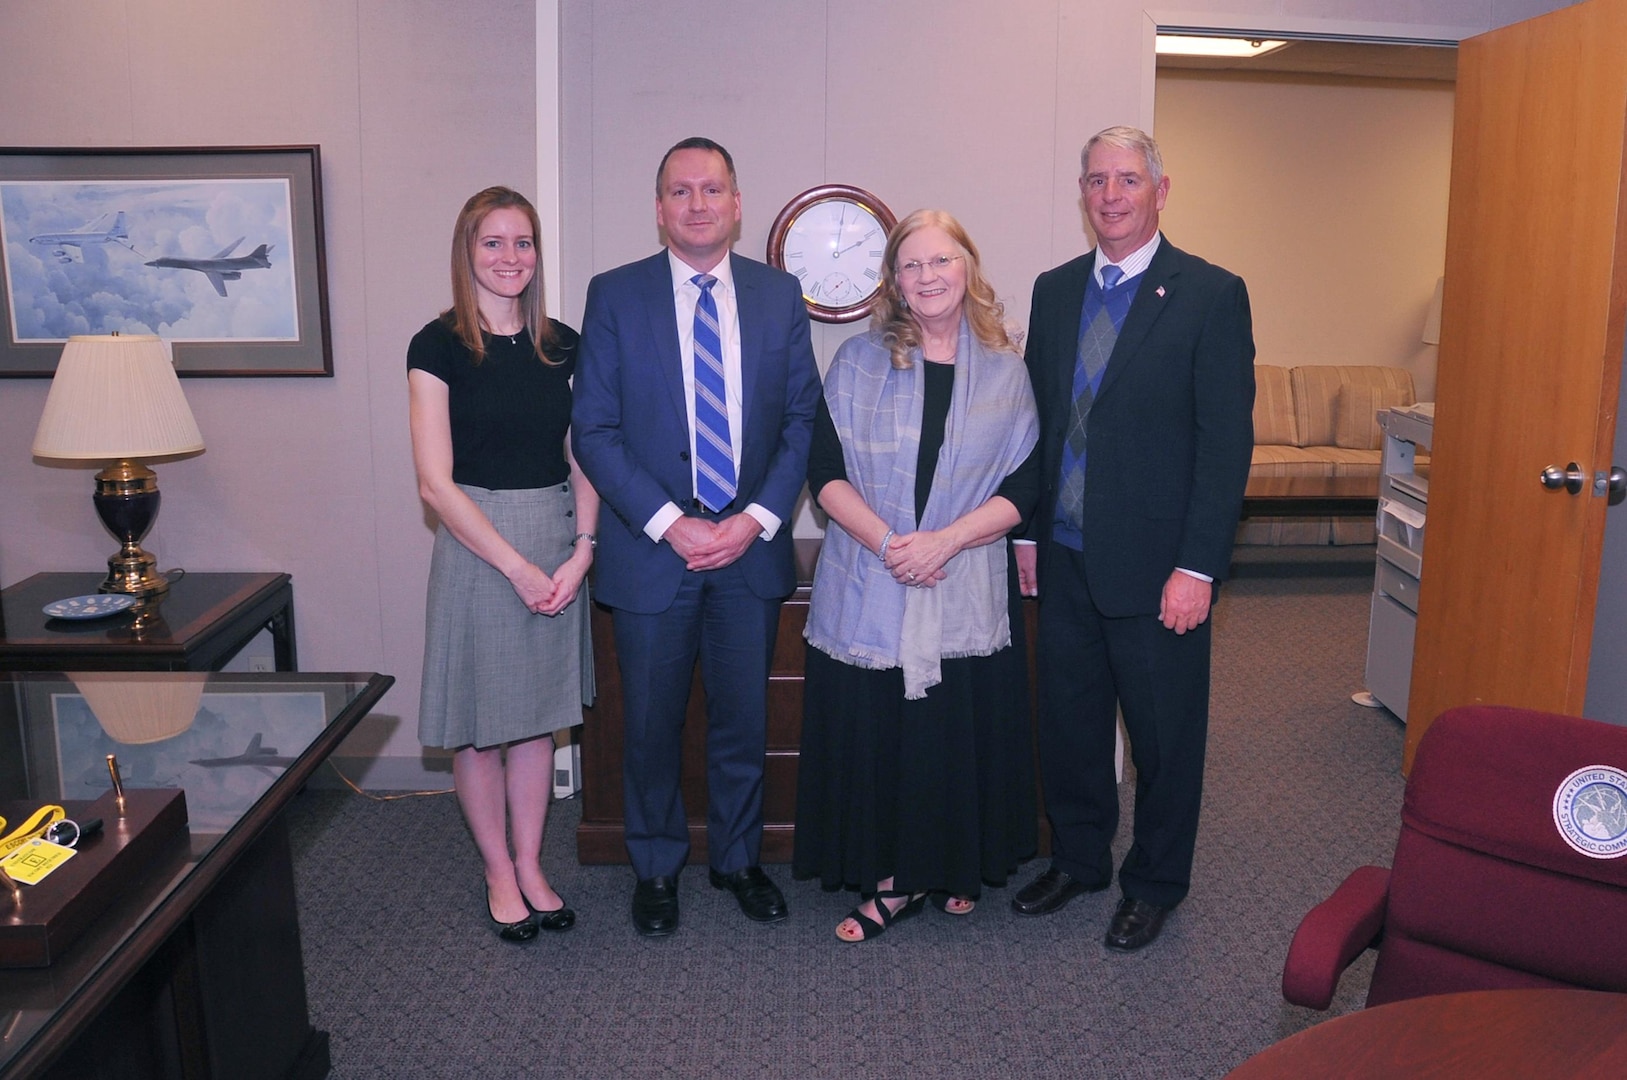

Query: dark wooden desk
0;671;394;1080
1226;989;1627;1078
0;572;296;672
1240;475;1379;519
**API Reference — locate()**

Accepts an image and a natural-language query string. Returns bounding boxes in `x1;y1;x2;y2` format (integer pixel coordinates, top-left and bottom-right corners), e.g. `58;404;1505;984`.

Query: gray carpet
287;546;1402;1079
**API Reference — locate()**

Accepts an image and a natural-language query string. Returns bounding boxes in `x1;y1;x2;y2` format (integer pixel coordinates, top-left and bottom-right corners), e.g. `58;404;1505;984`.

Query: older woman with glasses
793;209;1040;941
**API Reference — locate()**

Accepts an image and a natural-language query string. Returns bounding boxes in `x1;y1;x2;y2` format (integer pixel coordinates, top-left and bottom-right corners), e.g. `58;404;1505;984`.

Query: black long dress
793;360;1039;899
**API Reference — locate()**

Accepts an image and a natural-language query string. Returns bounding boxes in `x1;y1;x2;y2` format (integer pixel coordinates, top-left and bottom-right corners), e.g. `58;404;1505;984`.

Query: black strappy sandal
836;889;927;942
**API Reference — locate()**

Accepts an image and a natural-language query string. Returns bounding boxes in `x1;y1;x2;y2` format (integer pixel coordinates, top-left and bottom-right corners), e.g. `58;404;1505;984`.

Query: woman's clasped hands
884;529;954;588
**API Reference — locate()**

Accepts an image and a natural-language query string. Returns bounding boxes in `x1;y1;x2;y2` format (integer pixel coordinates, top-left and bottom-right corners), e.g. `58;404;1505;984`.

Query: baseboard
313;742;582;796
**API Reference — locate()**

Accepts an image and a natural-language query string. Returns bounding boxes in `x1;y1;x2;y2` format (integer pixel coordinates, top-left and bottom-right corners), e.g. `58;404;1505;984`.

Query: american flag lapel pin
1156;286;1166;297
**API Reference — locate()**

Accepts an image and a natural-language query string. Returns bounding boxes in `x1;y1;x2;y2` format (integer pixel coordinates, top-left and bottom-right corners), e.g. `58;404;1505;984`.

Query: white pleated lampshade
32;335;204;460
70;672;206;745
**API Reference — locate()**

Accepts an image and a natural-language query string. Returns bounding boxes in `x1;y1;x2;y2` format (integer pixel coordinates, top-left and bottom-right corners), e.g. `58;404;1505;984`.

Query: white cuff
745;503;780;541
645;502;684;543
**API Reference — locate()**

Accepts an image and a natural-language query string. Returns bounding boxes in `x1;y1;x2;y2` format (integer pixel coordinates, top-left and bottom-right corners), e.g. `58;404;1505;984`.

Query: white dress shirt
1094;231;1160;289
642;250;780;543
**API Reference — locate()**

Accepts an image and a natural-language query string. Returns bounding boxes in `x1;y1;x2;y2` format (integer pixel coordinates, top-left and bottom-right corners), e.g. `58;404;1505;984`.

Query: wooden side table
0;572;296;672
1239;474;1380;519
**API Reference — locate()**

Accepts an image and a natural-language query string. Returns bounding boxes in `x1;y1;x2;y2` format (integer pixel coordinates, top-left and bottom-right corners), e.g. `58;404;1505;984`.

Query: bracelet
572;532;597;550
878;528;896;561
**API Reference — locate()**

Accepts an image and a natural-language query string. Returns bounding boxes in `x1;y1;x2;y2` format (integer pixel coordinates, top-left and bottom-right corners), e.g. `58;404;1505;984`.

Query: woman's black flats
529;896;576;932
488;888;541;943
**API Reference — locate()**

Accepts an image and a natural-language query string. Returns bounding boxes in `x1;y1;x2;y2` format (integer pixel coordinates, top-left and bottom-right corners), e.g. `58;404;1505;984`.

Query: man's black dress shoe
632;876;679;937
1104;896;1170;951
1010;867;1107;916
708;866;789;923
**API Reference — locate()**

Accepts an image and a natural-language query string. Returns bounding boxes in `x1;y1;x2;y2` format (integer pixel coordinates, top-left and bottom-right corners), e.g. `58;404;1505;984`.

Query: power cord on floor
323;759;454;800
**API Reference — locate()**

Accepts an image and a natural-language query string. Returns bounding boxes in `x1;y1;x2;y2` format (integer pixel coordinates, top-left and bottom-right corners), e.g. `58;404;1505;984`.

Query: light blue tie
690;274;736;512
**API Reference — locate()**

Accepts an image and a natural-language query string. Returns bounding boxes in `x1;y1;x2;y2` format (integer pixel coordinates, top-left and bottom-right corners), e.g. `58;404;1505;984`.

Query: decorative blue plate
42;594;138;620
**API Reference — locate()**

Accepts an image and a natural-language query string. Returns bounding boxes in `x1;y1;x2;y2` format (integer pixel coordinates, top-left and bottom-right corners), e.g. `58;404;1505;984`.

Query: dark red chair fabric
1282;705;1627;1010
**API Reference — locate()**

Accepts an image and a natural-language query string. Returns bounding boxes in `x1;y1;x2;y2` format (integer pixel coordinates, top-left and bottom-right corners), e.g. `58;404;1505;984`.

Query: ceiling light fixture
1156;35;1289;59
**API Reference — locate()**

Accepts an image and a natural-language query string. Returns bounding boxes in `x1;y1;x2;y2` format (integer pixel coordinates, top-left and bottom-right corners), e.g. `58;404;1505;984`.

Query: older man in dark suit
1012;126;1255;951
572;138;820;937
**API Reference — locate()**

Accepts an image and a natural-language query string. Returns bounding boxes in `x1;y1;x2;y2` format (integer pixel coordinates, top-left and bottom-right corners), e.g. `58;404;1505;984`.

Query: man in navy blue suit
1011;126;1255;951
572;138;820;936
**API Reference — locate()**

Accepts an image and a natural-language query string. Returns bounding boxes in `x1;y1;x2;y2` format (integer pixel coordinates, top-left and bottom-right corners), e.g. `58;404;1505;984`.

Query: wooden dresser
577;538;1044;865
577;540;816;863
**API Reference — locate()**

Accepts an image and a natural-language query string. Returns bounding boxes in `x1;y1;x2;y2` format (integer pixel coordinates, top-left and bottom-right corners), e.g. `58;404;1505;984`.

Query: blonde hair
444;186;558;365
870;209;1012;370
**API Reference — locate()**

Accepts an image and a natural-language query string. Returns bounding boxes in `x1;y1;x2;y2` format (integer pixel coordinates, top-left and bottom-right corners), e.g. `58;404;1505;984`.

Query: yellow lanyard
0;805;66;858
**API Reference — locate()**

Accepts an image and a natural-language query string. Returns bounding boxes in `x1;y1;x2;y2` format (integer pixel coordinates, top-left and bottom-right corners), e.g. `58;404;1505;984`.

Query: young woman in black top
407;187;598;942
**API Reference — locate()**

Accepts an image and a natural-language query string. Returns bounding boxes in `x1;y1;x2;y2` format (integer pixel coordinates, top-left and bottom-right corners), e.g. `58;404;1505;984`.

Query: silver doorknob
1540;463;1586;494
1610;466;1627;506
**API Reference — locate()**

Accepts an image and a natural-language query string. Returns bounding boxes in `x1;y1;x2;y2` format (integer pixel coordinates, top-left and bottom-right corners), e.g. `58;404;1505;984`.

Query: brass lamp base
103;546;168;598
92;461;171;598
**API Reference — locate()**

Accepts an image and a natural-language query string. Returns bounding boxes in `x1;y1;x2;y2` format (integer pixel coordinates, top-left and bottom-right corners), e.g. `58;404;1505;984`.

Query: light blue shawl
804;320;1038;699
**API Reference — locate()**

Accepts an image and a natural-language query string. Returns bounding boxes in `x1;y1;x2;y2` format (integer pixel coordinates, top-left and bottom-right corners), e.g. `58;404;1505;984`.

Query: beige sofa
1240;364;1418;545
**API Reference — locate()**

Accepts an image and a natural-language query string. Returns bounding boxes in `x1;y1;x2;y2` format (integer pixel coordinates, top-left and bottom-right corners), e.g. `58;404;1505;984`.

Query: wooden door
1406;0;1627;769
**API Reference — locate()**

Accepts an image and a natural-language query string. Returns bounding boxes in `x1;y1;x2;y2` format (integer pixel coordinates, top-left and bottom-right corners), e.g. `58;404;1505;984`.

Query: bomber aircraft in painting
189;732;294;776
28;210;135;263
145;236;272;297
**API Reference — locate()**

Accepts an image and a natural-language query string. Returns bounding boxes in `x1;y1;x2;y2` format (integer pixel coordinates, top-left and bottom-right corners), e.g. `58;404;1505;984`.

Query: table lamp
31;334;205;597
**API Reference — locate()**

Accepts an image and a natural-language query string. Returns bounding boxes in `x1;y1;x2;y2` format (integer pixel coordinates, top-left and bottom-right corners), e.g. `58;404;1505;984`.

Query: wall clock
766;184;897;323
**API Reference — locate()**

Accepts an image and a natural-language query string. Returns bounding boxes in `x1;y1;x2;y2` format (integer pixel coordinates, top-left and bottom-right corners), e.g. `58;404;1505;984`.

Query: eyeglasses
896;254;964;279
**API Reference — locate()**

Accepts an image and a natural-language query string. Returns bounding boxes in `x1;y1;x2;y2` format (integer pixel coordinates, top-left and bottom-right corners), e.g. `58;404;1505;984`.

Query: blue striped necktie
690;274;736;512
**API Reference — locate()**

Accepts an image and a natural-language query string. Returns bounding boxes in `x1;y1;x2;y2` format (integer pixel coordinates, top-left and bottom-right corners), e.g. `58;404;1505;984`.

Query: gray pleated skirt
418;482;594;750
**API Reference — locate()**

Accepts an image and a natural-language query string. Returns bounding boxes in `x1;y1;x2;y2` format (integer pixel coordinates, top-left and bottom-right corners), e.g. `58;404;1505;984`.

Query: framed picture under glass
0;145;332;377
15;675;336;833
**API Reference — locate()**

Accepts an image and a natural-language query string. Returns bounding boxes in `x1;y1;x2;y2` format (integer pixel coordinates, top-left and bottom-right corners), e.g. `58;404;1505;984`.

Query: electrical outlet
247;656;274;673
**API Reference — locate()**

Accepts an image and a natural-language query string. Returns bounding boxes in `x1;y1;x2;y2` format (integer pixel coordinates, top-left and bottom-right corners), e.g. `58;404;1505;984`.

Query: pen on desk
107;753;126;814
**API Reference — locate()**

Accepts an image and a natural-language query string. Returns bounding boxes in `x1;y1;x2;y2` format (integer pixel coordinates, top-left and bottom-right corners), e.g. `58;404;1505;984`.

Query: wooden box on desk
0;788;188;968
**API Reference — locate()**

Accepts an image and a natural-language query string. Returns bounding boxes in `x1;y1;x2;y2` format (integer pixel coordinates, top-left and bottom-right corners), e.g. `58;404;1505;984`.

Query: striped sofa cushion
1252;364;1299;446
1292;365;1415;449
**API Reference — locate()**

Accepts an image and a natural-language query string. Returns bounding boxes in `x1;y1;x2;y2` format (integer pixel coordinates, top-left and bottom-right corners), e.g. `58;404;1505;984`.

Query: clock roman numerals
767;185;897;322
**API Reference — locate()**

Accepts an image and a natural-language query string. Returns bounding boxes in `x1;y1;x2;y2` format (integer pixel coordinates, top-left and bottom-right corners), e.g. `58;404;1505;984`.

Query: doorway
1153;41;1457;403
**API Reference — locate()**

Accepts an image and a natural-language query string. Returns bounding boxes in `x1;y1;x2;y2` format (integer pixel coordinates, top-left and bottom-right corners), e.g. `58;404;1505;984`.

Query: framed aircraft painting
38;679;330;832
0;145;332;376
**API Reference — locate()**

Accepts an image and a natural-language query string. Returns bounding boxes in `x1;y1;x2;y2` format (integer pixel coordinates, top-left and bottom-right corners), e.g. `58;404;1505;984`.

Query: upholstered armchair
1282;704;1627;1010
